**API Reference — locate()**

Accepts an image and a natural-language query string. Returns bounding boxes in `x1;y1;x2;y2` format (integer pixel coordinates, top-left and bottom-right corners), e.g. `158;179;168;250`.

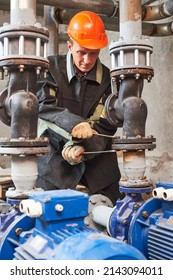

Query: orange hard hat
67;11;108;49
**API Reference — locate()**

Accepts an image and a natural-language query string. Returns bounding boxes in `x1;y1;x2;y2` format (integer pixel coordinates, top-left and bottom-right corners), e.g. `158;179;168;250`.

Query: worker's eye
77;51;86;56
90;52;98;56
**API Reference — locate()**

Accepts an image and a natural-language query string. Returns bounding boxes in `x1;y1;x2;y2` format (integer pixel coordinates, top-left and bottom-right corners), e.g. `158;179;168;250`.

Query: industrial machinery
0;188;146;260
93;181;173;260
91;0;173;260
0;0;173;260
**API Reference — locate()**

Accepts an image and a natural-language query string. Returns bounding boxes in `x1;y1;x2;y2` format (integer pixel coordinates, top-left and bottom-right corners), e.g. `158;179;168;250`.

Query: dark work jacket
37;54;121;193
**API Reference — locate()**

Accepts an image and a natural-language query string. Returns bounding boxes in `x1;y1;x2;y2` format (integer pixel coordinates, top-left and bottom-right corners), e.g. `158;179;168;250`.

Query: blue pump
0;189;145;260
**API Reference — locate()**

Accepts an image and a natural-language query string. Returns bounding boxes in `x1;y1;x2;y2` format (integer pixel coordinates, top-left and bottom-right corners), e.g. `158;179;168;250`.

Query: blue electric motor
129;181;173;259
93;181;173;260
0;189;145;260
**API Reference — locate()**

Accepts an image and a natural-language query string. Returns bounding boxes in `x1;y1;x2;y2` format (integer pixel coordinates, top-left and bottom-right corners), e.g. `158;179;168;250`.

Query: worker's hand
62;145;85;164
71;122;93;139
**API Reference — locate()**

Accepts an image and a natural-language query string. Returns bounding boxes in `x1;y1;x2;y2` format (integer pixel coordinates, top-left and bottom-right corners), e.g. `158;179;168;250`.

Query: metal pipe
37;0;118;17
56;8;169;38
0;0;49;198
9;90;38;139
120;0;142;40
44;6;59;56
148;21;173;37
1;1;173;37
142;0;173;21
55;8;119;31
10;0;36;25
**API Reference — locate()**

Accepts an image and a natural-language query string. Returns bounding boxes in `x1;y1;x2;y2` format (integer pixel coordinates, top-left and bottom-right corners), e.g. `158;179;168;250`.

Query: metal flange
0;137;50;155
111;136;156;151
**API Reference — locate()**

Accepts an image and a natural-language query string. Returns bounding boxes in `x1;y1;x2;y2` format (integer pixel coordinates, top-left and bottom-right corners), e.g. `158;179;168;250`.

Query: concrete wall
0;10;173;187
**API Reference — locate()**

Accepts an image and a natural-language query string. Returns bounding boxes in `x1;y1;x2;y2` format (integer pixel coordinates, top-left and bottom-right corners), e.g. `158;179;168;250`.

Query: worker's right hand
62;145;85;164
71;122;93;139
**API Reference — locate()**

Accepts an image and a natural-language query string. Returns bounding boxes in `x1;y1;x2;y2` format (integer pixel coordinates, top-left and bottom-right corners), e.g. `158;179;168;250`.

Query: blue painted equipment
0;189;145;260
108;185;152;242
100;182;173;260
130;181;173;259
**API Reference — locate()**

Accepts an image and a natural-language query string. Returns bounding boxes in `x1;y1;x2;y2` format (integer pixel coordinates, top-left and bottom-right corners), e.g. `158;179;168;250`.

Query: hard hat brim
71;38;108;50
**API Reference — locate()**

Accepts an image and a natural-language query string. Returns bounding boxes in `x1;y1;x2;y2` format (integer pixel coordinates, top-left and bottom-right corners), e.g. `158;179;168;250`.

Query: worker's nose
83;54;92;64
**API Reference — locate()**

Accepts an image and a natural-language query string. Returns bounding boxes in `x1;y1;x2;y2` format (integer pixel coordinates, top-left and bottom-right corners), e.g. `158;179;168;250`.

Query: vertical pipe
120;0;142;40
44;6;59;55
10;0;36;25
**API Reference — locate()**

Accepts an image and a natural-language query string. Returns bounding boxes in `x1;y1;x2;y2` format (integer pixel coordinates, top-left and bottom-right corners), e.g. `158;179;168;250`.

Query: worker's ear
67;40;72;52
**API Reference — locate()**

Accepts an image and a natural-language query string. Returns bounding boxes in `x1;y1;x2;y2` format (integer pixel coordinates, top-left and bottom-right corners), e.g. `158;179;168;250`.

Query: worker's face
67;40;100;73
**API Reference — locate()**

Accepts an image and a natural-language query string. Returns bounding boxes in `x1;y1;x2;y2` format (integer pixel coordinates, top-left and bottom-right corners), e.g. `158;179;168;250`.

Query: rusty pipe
143;0;173;21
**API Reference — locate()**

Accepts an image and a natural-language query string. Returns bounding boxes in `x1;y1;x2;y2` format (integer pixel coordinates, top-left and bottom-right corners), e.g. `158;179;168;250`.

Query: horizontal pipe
55;8;166;37
37;0;117;17
149;21;173;36
1;0;173;22
142;0;173;21
1;1;173;37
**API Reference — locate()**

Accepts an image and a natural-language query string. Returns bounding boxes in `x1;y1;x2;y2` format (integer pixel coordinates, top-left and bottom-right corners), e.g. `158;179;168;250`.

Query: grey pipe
147;21;173;36
55;8;171;37
37;0;118;17
1;1;173;37
113;79;147;137
143;0;173;21
9;90;39;139
120;0;142;40
44;6;59;55
10;0;36;25
37;0;173;22
116;0;147;138
164;0;173;17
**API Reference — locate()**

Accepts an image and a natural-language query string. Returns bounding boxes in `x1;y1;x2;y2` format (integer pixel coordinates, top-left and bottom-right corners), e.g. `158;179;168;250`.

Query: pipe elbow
123;96;147;137
9;90;39;138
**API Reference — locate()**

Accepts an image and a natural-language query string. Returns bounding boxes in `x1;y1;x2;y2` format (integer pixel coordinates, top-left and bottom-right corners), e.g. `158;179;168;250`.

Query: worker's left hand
62;145;85;164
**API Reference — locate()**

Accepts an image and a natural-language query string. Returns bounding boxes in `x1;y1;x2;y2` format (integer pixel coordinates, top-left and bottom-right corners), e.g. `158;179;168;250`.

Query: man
37;11;122;205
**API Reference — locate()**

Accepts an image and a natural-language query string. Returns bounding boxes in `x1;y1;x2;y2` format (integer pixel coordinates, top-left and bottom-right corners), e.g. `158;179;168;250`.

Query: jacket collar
66;51;103;84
